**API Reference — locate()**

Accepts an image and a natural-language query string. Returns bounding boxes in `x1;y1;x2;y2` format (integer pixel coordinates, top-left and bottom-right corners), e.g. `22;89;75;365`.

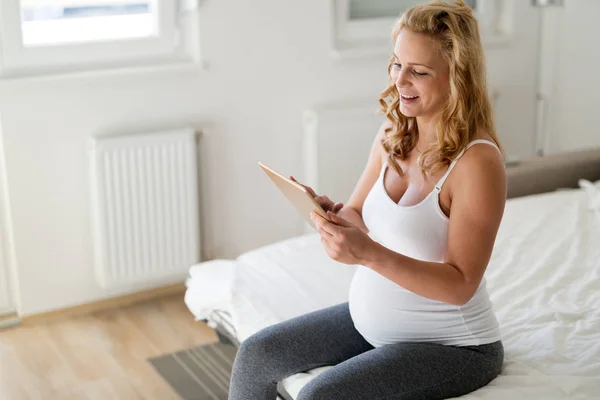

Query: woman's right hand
289;176;344;214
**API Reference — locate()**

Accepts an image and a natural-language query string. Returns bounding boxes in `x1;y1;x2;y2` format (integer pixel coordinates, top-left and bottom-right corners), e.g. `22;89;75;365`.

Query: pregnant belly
348;267;468;346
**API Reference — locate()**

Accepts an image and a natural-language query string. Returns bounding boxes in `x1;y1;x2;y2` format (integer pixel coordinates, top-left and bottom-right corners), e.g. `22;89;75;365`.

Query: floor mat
149;342;237;400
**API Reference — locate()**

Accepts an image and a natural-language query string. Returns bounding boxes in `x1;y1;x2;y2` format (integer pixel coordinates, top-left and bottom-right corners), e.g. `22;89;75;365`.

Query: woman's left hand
311;211;375;265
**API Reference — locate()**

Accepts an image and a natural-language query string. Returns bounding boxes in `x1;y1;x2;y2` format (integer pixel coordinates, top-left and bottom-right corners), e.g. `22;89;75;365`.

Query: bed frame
206;146;600;400
506;147;600;198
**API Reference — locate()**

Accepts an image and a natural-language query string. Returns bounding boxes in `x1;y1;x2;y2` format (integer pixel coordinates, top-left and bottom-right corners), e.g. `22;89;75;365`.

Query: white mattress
185;184;600;399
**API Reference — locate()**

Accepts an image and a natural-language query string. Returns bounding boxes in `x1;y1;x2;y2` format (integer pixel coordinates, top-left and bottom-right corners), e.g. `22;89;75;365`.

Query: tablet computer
258;161;331;229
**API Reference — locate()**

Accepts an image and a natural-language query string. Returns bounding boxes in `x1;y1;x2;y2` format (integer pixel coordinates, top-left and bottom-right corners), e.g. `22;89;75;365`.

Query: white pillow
578;179;600;216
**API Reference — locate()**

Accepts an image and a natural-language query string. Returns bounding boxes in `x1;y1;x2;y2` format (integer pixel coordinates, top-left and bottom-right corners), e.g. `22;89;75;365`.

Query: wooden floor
0;294;219;400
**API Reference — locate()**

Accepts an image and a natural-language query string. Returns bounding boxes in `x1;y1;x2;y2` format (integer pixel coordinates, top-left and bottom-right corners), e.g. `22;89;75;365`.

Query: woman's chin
399;105;419;117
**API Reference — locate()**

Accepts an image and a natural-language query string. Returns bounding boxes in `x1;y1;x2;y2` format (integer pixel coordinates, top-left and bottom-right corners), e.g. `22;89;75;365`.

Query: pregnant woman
229;1;505;398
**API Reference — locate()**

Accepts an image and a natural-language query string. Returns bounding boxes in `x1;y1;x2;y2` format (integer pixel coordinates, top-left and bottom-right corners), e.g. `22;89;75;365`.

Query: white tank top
348;139;502;348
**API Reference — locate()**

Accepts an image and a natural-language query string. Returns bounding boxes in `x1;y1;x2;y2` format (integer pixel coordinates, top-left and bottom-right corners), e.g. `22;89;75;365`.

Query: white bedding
185;187;600;399
184;259;237;321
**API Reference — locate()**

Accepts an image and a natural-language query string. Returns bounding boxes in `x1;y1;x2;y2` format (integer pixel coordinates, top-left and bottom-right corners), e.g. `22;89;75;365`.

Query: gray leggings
228;302;504;400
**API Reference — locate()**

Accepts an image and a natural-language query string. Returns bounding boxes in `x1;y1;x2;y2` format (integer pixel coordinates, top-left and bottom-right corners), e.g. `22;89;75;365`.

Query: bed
184;147;600;399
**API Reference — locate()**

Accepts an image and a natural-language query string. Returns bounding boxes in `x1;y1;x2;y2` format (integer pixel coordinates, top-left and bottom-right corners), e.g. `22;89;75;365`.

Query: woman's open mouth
401;94;419;104
400;94;419;104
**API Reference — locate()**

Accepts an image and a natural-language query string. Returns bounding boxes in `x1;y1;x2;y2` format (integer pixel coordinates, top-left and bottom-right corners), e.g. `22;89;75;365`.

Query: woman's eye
413;71;427;77
393;63;401;69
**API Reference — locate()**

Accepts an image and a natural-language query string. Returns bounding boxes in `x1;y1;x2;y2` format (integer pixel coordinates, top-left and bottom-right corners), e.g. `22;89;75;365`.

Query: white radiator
89;128;200;289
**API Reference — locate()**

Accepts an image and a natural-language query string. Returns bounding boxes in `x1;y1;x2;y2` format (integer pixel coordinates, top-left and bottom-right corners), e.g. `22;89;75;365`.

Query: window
332;0;506;58
20;2;155;46
349;0;477;20
0;0;201;77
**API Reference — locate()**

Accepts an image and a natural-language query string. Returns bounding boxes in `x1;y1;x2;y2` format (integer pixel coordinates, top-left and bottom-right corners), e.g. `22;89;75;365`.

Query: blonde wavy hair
379;0;503;177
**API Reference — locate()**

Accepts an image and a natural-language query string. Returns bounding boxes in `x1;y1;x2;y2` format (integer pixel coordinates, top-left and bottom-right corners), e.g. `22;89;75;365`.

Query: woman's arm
359;145;506;306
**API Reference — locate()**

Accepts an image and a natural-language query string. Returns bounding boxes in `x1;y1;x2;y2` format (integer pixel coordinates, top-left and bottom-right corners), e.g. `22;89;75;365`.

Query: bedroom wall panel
302;90;501;232
0;0;572;315
302;98;383;210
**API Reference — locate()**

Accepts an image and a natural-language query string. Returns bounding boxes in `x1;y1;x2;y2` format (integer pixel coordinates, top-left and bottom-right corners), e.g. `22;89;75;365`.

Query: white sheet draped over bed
185;186;600;399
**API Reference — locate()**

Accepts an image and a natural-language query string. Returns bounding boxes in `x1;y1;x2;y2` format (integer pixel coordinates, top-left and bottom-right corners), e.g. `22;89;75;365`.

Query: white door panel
0;214;13;314
484;0;542;161
0;252;12;314
540;0;600;154
0;119;14;315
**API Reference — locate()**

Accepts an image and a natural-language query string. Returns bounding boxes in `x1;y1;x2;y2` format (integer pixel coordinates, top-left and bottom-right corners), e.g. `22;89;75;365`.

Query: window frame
0;0;199;78
331;0;510;59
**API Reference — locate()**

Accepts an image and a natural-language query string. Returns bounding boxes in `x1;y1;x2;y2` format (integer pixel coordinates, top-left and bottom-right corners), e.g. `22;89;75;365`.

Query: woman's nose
394;69;409;88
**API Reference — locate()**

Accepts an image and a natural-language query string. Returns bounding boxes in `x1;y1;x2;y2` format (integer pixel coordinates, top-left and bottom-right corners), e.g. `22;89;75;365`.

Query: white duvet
185;185;600;399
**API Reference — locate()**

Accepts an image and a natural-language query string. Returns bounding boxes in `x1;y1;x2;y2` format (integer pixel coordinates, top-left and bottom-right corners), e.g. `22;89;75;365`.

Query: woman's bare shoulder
451;135;506;192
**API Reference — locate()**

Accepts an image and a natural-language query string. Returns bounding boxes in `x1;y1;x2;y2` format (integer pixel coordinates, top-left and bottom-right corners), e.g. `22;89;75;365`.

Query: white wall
0;0;547;316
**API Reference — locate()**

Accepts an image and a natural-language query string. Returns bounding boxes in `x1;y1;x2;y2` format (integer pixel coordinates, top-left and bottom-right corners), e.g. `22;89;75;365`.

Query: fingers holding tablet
289;176;344;214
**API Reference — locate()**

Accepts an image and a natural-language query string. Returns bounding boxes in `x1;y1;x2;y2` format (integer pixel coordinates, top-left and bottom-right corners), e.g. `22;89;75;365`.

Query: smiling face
391;28;450;120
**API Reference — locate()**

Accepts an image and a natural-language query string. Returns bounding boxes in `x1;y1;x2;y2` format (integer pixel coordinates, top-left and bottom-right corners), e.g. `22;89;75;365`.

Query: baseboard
21;282;186;326
0;312;20;329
